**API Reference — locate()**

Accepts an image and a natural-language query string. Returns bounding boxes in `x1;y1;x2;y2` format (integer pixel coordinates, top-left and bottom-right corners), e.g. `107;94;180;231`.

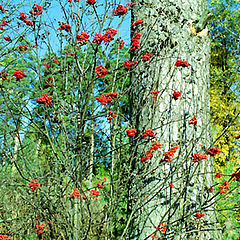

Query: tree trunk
128;0;222;239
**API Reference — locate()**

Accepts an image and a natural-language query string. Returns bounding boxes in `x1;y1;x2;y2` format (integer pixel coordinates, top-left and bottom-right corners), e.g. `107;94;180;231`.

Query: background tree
210;0;240;238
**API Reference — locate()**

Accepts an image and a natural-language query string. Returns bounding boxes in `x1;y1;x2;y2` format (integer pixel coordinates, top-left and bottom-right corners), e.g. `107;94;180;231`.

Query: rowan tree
0;0;239;240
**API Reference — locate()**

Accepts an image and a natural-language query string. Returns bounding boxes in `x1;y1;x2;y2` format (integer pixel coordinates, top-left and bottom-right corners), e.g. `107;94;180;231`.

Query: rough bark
128;0;222;239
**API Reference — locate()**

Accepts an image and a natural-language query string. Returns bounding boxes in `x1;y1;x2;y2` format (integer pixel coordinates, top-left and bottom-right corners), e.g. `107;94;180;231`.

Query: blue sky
9;0;131;58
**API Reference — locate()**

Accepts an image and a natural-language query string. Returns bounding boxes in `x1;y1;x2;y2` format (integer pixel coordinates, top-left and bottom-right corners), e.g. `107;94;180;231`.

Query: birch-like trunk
128;0;222;239
12;135;19;173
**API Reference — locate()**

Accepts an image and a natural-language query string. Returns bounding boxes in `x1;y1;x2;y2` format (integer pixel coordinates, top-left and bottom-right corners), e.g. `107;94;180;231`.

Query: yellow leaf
189;24;197;35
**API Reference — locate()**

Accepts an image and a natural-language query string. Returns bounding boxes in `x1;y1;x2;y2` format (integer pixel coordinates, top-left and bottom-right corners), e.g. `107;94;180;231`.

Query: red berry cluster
128;2;135;7
29;4;43;15
13;69;27;80
92;28;117;44
215;173;223;178
234;134;240;139
95;92;118;106
208;187;213;193
0;19;7;26
0;71;7;80
58;24;71;32
113;4;128;17
129;32;141;52
172;90;182;100
141;129;155;137
18;44;29;51
152;224;167;238
28;179;39;191
194;212;205;218
70;188;81;199
156;224;167;233
19;12;33;26
95;65;110;78
36;93;52;105
142;53;152;62
65;51;75;56
0;19;7;30
206;147;221;156
102;27;117;43
150;90;160;99
70;179;105;200
132;19;144;27
218;180;230;194
35;222;47;235
0;235;11;240
86;0;96;5
45;77;53;88
90;189;100;199
175;59;189;67
161;145;179;162
118;39;124;49
107;110;117;121
69;0;80;2
189;116;197;125
141;150;153;162
0;5;5;13
70;188;87;199
77;32;90;45
141;142;161;162
43;63;50;69
97;183;103;188
192;153;207;163
92;33;103;44
122;60;138;70
232;170;240;182
150;142;161;151
3;36;11;42
126;128;137;137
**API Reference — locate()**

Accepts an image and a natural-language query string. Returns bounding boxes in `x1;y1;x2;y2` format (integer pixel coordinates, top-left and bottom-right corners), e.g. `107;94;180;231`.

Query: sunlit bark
128;0;222;239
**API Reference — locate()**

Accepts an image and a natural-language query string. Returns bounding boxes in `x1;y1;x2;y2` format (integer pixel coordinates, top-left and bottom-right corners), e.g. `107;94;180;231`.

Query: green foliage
210;0;240;168
210;0;240;235
216;162;240;239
